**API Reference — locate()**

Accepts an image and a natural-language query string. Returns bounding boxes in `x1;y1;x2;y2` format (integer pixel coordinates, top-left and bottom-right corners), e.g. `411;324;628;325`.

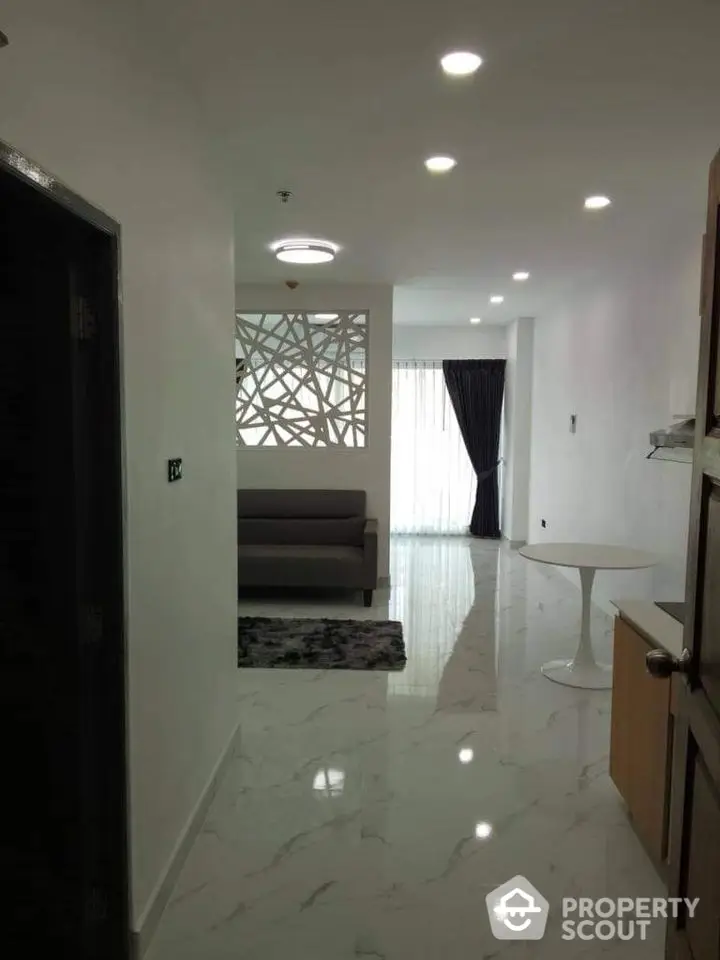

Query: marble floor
149;537;665;960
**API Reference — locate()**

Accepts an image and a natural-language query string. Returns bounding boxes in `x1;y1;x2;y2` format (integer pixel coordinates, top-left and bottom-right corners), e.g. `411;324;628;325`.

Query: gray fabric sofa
237;489;378;606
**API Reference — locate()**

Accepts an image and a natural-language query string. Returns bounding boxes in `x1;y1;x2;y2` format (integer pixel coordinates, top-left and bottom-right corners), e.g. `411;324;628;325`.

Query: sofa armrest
362;518;378;587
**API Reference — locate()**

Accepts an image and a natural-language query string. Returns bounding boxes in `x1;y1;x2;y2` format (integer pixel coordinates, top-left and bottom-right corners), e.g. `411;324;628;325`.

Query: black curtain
443;359;506;538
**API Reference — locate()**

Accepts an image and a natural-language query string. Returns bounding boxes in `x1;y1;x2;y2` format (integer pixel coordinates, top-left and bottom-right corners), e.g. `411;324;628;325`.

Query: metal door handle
646;647;691;679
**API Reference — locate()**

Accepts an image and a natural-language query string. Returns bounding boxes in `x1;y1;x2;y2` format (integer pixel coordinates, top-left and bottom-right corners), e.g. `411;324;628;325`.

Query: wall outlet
541;519;547;528
570;414;577;434
168;458;183;483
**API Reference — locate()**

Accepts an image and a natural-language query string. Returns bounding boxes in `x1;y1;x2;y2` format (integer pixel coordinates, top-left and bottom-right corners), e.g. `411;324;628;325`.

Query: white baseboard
131;718;241;957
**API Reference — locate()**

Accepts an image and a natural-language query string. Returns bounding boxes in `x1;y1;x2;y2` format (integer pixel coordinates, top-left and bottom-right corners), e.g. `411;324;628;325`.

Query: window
391;361;475;534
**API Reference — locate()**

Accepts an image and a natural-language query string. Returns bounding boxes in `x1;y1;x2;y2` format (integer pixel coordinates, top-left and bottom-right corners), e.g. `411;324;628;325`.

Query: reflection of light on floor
312;767;345;797
458;747;474;764
474;821;493;840
388;537;476;696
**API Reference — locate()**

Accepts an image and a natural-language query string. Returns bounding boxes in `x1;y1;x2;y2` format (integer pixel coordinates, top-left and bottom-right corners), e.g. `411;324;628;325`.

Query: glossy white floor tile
148;537;665;959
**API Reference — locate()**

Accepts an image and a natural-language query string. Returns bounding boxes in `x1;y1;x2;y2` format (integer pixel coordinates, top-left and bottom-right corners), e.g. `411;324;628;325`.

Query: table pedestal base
541;658;613;690
541;566;613;690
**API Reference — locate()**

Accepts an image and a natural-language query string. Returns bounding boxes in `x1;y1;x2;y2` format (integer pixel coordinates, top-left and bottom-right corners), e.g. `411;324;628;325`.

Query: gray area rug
237;616;406;670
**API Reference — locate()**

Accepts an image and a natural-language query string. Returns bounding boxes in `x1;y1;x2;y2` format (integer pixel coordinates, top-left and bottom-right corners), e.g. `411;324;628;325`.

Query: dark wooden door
0;157;129;957
651;150;720;959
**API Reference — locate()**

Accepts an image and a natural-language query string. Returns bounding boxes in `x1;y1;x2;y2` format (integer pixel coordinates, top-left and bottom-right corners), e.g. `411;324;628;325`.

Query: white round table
519;543;658;689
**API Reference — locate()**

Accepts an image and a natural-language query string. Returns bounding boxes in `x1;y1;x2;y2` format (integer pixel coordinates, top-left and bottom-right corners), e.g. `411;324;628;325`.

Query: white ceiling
156;0;720;324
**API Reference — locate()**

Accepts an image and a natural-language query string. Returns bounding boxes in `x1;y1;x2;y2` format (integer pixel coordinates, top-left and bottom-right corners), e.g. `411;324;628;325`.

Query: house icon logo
485;875;550;940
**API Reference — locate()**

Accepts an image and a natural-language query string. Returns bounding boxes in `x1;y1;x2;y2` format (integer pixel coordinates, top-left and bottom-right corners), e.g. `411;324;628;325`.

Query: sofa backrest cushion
237;516;365;547
237;489;366;520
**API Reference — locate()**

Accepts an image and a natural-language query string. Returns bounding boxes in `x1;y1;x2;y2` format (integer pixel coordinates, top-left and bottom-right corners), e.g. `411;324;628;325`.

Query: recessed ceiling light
270;238;338;264
490;295;504;304
474;821;493;840
584;195;612;210
425;155;457;173
313;313;339;321
440;51;483;76
459;747;475;763
513;271;530;281
469;317;483;325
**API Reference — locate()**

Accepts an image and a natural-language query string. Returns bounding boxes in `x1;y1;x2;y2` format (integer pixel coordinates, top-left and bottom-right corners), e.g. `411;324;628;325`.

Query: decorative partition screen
235;311;368;447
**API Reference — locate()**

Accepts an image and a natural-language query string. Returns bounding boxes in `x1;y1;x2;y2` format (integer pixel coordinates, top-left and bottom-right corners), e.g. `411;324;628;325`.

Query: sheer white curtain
391;361;477;534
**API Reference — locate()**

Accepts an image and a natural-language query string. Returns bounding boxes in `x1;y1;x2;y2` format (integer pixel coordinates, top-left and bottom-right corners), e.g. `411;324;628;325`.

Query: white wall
529;240;701;610
503;319;534;543
393;323;507;360
235;283;393;579
0;1;238;927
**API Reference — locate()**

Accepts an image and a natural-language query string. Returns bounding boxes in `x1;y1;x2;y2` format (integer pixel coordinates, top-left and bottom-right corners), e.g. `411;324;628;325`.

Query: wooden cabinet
610;616;673;870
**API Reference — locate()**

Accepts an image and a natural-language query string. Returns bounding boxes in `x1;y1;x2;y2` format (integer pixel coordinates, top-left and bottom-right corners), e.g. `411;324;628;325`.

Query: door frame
665;148;720;958
0;139;131;949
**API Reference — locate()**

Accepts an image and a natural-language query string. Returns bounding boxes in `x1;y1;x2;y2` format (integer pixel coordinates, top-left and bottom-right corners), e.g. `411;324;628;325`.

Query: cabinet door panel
610;618;672;863
610;618;636;803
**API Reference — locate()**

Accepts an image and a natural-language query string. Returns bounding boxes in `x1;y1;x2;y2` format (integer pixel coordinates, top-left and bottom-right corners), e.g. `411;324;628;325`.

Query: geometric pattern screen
235;311;368;447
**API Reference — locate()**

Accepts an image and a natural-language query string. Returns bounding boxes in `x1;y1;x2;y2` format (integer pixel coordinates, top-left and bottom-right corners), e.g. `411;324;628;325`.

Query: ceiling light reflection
424;155;457;173
312;767;345;797
584;195;612;210
440;51;483;76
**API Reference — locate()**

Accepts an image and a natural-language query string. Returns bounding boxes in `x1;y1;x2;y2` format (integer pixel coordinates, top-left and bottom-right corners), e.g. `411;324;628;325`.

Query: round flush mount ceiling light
469;317;483;325
584;195;612;210
440;51;483;76
271;238;338;264
513;271;530;281
489;295;504;304
425;155;457;173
